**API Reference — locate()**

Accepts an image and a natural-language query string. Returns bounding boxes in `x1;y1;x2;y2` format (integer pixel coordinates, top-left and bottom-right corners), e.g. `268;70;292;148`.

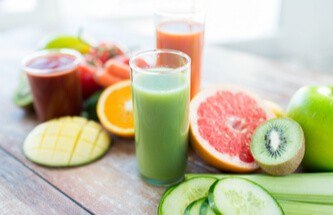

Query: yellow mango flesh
23;116;111;167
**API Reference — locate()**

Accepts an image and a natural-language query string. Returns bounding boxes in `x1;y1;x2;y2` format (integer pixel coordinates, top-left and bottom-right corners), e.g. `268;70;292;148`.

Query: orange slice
97;80;134;137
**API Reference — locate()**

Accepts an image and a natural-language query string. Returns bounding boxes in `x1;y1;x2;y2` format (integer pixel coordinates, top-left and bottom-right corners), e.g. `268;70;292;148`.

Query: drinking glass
155;0;205;98
130;49;191;186
23;49;82;121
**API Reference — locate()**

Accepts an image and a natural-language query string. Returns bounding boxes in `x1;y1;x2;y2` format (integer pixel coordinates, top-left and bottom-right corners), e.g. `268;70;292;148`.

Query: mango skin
287;86;333;171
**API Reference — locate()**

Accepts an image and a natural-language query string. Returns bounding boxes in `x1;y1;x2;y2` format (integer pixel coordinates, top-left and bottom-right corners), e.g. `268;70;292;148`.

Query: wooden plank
0;147;89;215
1;27;333;214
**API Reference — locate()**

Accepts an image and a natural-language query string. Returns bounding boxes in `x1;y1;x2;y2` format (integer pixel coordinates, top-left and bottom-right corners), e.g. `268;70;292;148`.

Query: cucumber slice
159;184;178;209
158;177;217;215
184;198;205;215
200;198;216;215
209;177;283;215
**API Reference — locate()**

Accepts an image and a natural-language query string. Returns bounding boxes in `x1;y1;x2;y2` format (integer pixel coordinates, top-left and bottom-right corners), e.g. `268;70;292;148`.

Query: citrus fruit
23;116;111;167
264;100;285;118
190;85;274;172
97;80;134;137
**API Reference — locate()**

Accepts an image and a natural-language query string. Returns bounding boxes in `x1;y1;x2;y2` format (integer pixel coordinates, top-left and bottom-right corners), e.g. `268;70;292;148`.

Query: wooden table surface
1;26;333;215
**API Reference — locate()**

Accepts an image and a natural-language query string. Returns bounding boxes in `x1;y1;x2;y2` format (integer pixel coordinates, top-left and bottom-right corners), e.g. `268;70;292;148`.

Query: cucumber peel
158;177;217;215
200;198;216;215
184;198;205;215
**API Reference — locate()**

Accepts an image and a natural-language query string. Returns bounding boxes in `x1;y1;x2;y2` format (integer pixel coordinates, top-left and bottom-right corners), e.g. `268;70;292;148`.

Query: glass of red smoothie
155;0;205;99
22;49;83;121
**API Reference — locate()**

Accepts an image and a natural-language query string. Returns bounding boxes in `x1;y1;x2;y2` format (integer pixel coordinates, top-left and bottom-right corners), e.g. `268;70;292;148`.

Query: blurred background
1;0;333;73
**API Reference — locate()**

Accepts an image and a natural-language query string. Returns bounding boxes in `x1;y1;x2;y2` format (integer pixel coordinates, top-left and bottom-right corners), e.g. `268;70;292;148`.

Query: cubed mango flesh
23;116;111;167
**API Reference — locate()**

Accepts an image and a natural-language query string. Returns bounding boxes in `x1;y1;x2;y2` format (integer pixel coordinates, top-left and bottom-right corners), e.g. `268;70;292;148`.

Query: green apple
43;35;91;54
287;85;333;171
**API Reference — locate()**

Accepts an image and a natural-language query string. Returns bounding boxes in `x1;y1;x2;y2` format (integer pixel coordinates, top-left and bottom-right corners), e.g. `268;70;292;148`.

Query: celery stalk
186;173;333;205
278;200;333;215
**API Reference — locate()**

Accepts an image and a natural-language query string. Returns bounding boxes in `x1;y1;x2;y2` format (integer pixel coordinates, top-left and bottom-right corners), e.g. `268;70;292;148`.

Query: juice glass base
140;174;184;187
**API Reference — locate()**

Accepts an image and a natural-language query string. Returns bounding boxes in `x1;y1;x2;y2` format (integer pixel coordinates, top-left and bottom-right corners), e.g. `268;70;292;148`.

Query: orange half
97;80;134;137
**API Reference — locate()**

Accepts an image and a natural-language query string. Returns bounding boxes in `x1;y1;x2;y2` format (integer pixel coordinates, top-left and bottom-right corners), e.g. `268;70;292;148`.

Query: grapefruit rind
190;85;274;173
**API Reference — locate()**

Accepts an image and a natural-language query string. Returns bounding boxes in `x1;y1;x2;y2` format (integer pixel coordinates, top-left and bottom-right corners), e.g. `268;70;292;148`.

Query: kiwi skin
251;118;305;176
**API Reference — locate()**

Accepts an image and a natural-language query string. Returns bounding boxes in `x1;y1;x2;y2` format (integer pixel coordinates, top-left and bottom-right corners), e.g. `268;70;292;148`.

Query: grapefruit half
190;85;274;172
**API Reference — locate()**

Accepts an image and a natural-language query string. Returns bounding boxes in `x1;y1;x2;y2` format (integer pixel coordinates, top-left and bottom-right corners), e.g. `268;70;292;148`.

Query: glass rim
129;49;191;75
154;10;206;18
154;0;206;17
22;48;83;75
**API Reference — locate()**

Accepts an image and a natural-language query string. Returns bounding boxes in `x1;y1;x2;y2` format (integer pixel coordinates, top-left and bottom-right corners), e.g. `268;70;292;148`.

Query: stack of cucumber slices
159;173;333;215
159;176;282;215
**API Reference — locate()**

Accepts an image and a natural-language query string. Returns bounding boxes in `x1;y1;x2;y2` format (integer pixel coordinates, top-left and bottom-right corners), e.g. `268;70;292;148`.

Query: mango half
23;116;111;167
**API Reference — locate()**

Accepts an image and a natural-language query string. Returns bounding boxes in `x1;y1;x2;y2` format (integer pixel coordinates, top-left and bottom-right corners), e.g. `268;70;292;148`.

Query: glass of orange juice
155;0;206;99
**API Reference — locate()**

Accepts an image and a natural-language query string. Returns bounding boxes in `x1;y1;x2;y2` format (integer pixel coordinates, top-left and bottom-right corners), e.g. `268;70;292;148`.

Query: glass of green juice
130;49;191;186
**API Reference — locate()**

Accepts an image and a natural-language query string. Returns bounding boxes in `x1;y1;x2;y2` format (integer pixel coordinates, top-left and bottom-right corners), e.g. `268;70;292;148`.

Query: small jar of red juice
22;49;83;121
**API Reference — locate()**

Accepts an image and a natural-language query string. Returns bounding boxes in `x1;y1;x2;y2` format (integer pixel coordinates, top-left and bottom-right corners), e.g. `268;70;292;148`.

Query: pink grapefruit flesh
190;86;273;172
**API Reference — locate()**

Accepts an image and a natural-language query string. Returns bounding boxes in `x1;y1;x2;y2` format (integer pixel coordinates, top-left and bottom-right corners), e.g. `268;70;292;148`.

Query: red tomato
78;64;103;99
104;59;130;79
134;57;149;68
95;71;124;88
89;43;125;64
113;55;130;65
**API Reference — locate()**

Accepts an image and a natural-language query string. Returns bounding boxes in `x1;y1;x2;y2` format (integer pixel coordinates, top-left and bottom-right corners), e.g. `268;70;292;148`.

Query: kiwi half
250;118;305;176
